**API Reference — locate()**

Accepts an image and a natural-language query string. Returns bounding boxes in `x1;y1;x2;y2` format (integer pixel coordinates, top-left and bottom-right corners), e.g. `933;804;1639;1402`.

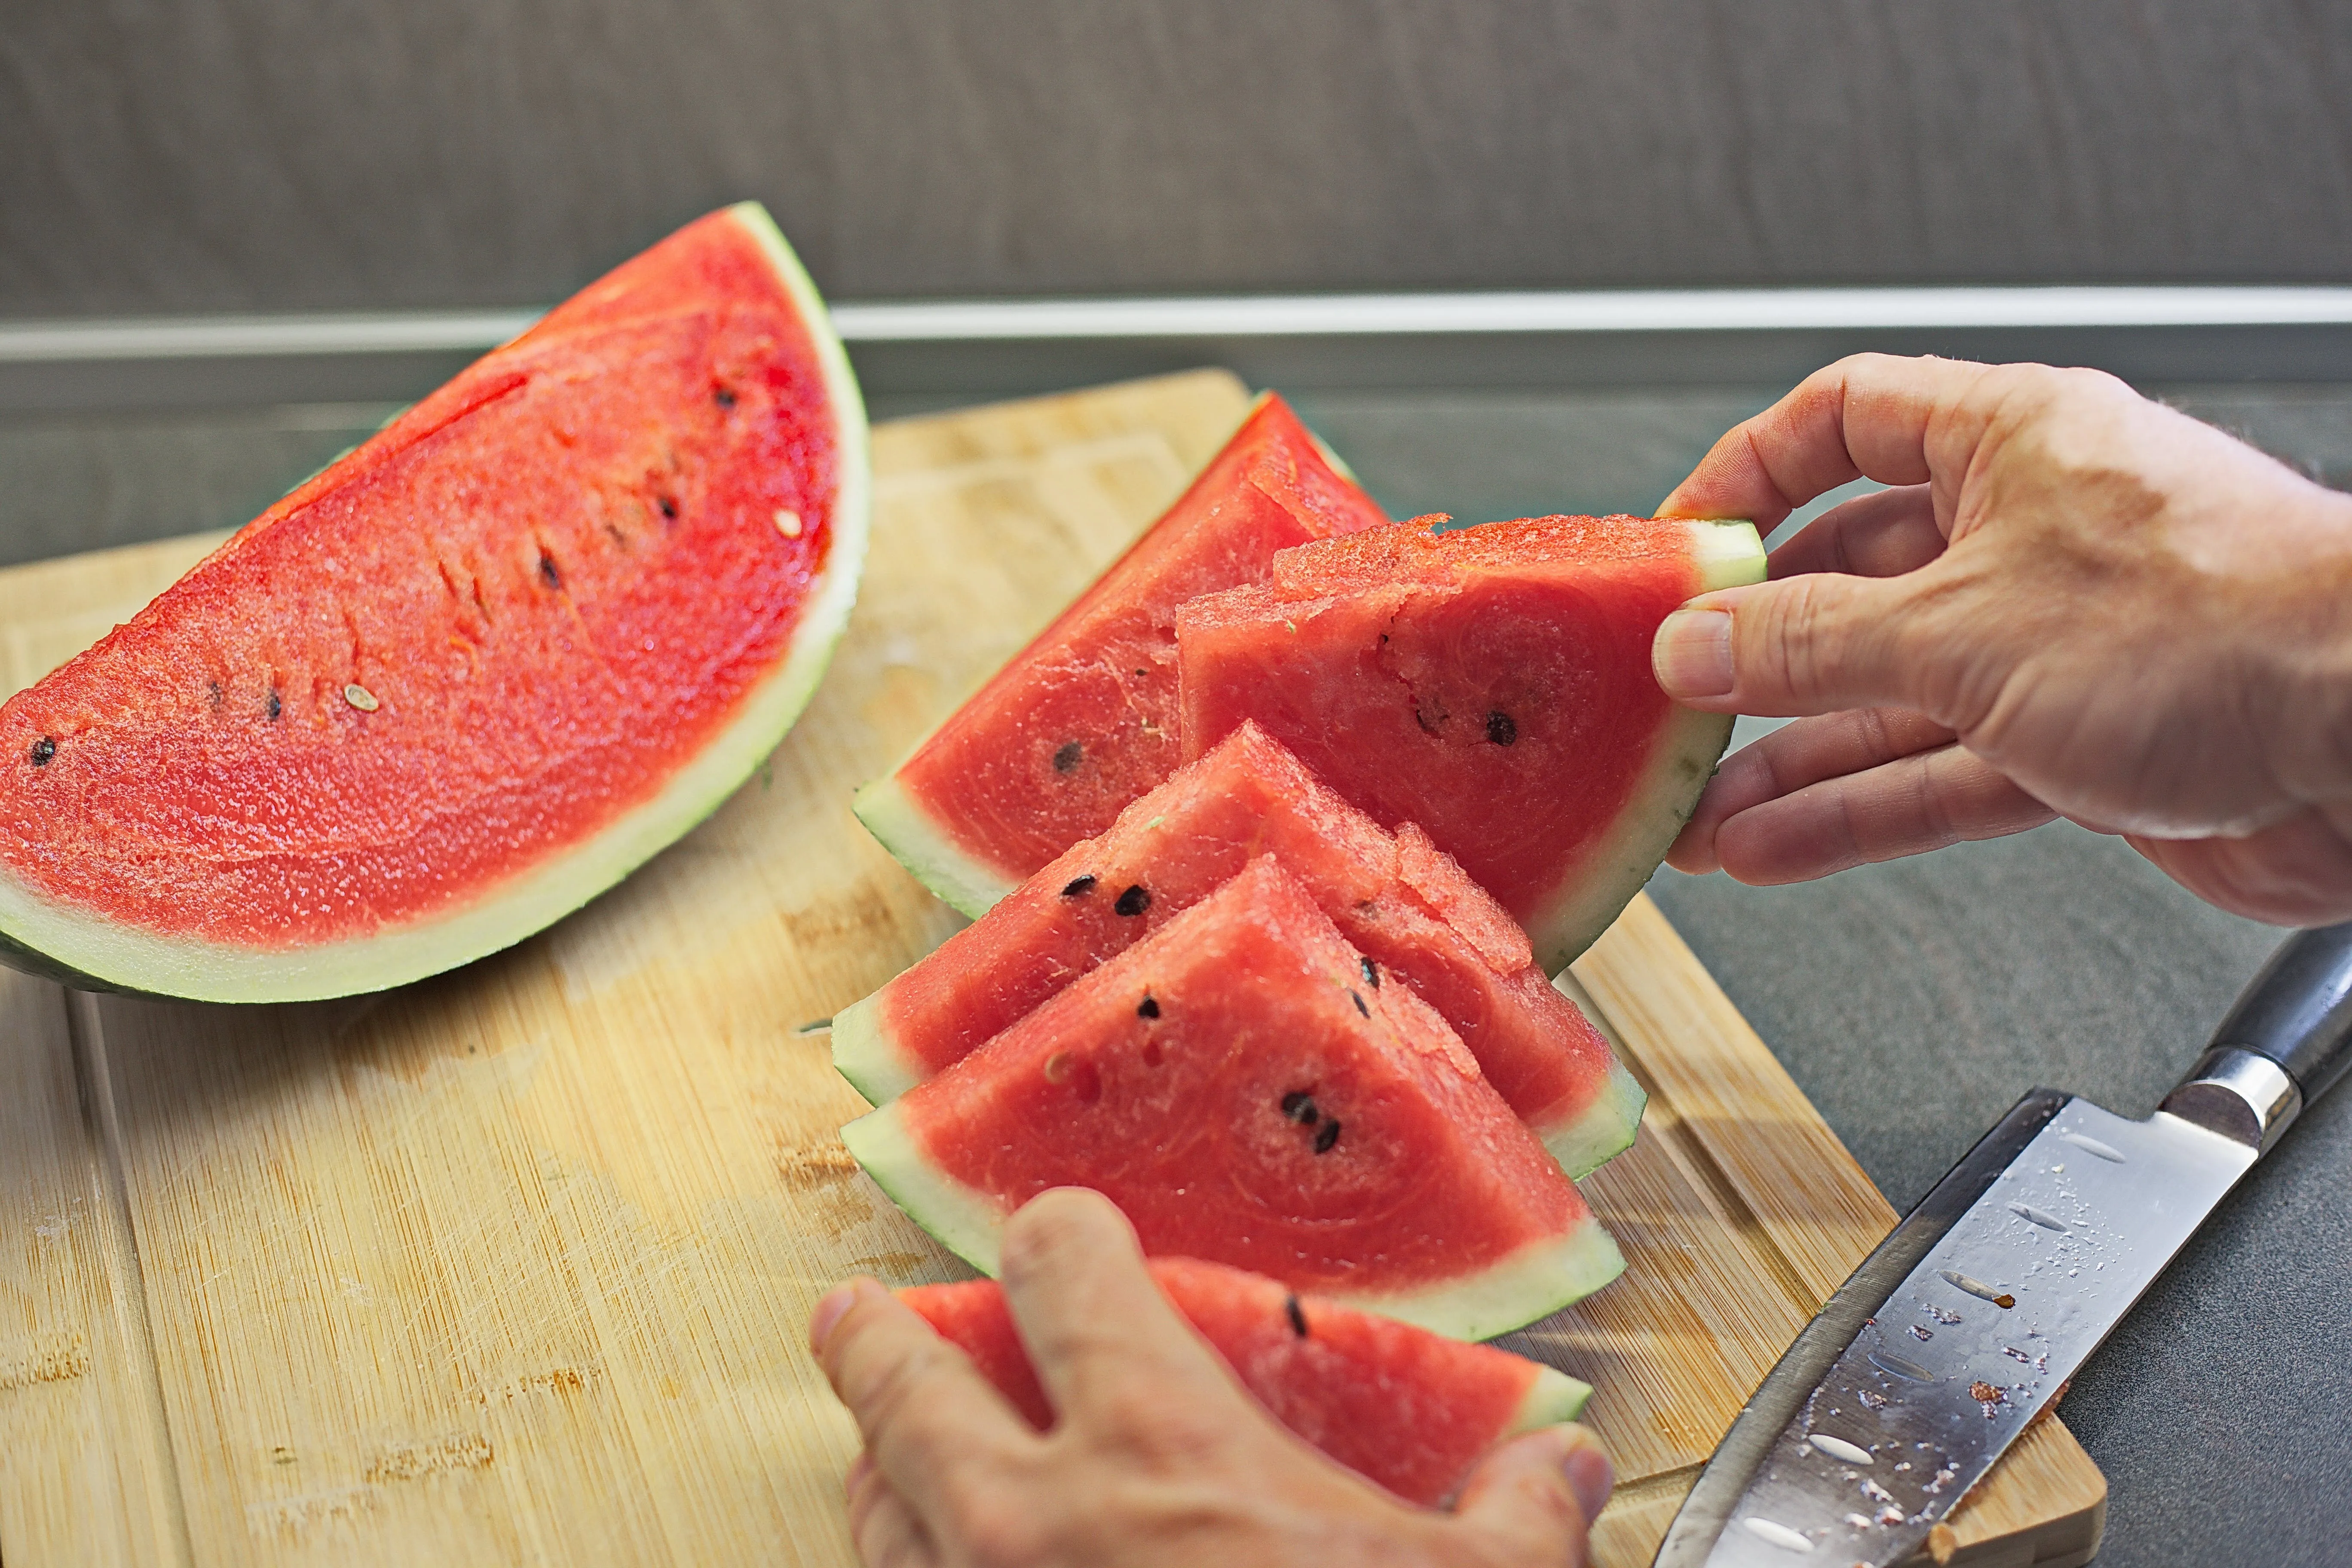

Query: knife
1654;921;2352;1568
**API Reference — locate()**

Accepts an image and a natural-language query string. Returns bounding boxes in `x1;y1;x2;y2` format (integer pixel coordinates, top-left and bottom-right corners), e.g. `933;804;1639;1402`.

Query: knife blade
1655;920;2352;1568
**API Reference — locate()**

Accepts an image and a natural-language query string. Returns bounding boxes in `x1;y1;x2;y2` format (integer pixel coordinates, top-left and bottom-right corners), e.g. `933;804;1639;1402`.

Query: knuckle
1093;1383;1232;1466
949;1488;1050;1568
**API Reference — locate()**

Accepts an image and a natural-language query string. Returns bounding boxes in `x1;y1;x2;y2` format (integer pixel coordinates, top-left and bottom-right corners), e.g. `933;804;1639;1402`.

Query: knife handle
2161;921;2352;1154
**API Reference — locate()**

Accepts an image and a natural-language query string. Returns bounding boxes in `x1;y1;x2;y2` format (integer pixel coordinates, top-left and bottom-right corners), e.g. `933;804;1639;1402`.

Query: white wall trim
5;287;2352;362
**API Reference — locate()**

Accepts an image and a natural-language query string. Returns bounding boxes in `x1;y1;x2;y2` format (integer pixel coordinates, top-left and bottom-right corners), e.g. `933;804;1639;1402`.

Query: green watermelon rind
851;773;1016;920
0;202;871;1004
841;1099;1629;1343
1512;1365;1596;1430
830;986;919;1106
1535;1054;1648;1180
1521;520;1767;975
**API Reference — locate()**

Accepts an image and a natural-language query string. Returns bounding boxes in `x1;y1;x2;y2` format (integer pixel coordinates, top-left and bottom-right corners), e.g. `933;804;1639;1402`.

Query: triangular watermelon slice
902;1256;1592;1507
851;392;1387;917
833;721;1646;1179
0;204;867;1001
842;856;1624;1341
1175;514;1764;972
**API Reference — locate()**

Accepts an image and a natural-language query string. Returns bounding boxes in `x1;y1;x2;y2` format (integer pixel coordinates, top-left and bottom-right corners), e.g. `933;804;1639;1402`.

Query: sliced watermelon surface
902;1256;1590;1506
1176;515;1763;972
853;392;1387;917
0;204;868;1001
842;856;1624;1341
833;721;1645;1179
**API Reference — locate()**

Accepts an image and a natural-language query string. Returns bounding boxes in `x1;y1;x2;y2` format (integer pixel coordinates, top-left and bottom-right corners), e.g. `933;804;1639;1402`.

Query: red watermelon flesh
851;392;1388;918
0;204;867;1001
1175;514;1763;972
830;721;1645;1179
899;1256;1591;1507
840;855;1625;1341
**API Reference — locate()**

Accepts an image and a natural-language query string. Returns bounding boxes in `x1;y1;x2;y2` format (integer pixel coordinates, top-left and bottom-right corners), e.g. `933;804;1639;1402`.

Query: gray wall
6;1;2351;317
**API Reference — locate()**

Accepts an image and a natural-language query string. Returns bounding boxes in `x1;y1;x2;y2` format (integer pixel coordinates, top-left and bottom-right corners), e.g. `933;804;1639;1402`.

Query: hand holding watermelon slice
1654;354;2352;927
812;1188;1614;1564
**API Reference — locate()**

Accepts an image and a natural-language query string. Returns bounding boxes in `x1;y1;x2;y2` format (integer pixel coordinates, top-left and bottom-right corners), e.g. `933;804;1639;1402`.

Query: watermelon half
851;392;1387;917
842;855;1625;1341
0;204;868;1002
1176;515;1764;972
902;1256;1591;1507
833;720;1646;1179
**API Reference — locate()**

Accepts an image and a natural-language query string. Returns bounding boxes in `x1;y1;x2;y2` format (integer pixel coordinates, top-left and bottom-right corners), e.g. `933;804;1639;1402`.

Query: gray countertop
2;377;2344;1568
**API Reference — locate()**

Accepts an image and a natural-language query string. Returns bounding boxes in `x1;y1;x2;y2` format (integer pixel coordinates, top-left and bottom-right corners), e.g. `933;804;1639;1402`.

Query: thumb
1451;1424;1611;1561
1652;574;1922;717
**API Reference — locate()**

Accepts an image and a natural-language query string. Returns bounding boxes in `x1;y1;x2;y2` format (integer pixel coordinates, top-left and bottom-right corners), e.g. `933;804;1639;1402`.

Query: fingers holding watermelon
812;1189;1614;1568
992;1189;1246;1456
1653;352;2352;923
1666;712;2056;883
810;1274;1032;1518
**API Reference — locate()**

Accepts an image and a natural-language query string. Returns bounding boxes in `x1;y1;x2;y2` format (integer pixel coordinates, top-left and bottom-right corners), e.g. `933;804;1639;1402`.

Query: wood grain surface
0;369;2100;1568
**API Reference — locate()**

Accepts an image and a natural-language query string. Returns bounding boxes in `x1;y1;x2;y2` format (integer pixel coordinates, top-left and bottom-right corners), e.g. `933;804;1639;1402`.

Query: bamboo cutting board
0;370;2102;1568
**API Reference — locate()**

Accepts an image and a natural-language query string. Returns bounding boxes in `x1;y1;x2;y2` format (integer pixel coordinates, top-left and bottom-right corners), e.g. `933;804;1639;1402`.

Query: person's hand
809;1188;1613;1568
1651;354;2352;925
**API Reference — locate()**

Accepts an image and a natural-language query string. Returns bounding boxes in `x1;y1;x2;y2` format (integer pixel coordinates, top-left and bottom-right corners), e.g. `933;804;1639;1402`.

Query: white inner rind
841;1100;1628;1343
1522;520;1765;974
839;1102;1011;1274
1534;1056;1648;1181
829;989;923;1106
1338;1222;1625;1342
0;203;871;1004
1510;1365;1595;1431
851;773;1017;920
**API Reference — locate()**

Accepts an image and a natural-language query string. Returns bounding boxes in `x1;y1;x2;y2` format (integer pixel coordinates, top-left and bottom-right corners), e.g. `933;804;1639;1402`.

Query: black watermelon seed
1137;994;1160;1019
538;551;561;588
1314;1119;1342;1154
1349;989;1369;1017
29;737;56;766
1114;884;1150;917
1280;1090;1316;1123
266;688;282;721
714;387;737;407
1486;710;1518;746
1284;1295;1308;1338
1133;668;1147;678
1361;956;1379;989
1052;740;1082;773
206;680;224;710
1061;874;1098;898
658;496;679;520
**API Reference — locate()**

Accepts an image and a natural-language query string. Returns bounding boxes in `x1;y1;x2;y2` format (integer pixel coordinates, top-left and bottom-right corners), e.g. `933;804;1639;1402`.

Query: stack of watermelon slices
840;397;1764;1346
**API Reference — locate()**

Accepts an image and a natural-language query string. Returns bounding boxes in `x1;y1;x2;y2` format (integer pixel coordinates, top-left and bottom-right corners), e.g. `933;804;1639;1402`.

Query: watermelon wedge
842;856;1624;1341
0;204;868;1002
851;392;1387;917
902;1256;1591;1506
833;721;1645;1179
1175;515;1763;972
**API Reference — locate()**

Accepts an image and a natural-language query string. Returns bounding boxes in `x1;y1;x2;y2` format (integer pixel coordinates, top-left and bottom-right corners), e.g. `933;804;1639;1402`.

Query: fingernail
1564;1439;1614;1523
1653;609;1735;698
809;1277;883;1353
